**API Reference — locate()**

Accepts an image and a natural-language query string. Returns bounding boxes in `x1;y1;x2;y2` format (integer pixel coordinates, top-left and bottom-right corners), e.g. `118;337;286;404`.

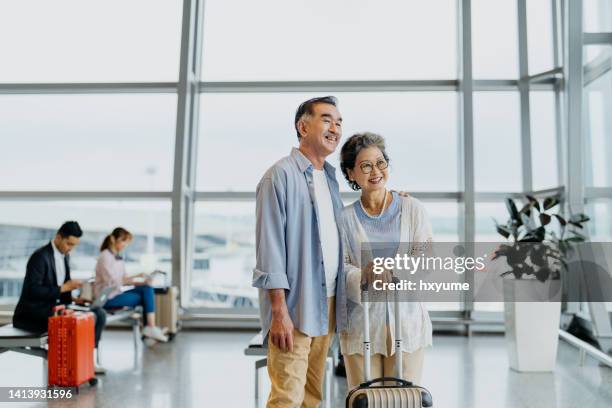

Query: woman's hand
361;261;393;289
144;274;153;285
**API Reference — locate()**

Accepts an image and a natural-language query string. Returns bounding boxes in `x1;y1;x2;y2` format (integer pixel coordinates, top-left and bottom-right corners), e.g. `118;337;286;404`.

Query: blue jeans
104;285;156;314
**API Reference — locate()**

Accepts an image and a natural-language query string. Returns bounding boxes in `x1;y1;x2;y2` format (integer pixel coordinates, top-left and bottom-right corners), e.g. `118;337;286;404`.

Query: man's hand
60;279;82;293
270;307;294;352
390;189;410;198
268;289;294;352
72;296;88;305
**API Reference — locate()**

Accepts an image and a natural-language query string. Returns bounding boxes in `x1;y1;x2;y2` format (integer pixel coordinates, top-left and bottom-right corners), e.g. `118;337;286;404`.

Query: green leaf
526;195;540;212
543;196;560;210
505;198;519;222
553;214;567;226
496;224;511;239
520;213;533;231
520;202;533;217
539;213;551;226
569;213;590;224
568;221;584;229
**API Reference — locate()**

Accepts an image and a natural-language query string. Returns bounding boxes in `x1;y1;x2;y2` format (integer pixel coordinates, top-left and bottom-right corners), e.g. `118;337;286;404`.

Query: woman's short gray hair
339;132;390;191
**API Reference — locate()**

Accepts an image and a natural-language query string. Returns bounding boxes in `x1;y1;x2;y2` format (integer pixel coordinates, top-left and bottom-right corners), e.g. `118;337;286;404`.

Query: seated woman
338;132;433;389
94;227;168;343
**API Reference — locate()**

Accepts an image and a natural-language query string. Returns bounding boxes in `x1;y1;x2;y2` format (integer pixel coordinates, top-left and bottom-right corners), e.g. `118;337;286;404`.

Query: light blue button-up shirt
252;148;348;340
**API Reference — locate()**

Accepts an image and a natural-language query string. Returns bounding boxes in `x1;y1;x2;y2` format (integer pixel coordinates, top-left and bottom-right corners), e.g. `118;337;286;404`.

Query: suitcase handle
52;305;74;316
359;377;413;388
53;305;66;316
361;276;403;382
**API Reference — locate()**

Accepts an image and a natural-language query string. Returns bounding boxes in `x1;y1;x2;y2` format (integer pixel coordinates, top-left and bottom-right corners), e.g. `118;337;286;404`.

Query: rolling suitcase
154;286;180;338
48;305;97;388
346;279;433;407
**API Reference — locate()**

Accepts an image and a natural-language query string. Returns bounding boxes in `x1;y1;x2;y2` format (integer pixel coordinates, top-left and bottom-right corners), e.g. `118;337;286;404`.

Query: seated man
12;221;107;374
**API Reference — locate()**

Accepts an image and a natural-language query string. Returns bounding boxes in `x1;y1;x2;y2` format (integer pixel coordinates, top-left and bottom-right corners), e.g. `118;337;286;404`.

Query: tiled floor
0;329;610;407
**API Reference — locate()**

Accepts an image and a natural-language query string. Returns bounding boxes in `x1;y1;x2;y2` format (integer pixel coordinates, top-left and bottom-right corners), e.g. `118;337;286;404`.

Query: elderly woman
339;132;433;389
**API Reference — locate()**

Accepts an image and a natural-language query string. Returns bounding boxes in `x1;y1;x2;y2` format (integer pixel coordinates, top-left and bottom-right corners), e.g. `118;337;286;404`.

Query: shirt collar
290;147;337;180
50;240;64;258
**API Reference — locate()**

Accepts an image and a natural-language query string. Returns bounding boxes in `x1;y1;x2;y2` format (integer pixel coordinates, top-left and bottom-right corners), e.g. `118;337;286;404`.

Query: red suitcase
48;305;97;388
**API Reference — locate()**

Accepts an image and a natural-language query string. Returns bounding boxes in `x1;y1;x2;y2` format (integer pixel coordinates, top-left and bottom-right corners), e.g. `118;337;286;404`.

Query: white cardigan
340;195;433;356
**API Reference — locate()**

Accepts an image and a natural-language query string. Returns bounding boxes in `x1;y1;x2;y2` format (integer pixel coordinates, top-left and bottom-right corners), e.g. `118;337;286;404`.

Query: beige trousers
266;297;336;408
343;326;425;390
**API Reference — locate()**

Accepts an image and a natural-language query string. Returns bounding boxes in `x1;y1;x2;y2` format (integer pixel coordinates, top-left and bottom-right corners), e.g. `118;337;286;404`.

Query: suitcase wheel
89;378;98;387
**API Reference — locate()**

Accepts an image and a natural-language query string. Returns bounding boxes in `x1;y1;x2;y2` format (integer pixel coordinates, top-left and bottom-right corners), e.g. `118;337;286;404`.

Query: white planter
503;278;562;372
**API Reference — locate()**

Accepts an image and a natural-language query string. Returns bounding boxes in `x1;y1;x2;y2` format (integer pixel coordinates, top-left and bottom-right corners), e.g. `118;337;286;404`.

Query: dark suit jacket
13;243;72;333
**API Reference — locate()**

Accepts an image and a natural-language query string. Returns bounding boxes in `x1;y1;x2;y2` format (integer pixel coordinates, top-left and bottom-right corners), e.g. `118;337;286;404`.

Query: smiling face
347;146;389;193
298;102;343;157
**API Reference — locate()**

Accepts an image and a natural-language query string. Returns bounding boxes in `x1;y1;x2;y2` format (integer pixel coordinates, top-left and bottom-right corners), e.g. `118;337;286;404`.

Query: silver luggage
345;279;433;407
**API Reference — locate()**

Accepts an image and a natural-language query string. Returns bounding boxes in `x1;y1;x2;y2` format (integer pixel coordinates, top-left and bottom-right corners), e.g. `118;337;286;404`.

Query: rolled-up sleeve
252;174;289;290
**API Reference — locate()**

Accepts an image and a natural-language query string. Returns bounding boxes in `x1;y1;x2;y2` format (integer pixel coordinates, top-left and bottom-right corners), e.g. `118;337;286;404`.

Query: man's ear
297;118;308;139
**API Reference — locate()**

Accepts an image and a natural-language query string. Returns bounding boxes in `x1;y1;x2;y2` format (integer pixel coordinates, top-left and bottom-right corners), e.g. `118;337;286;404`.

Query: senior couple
252;96;433;407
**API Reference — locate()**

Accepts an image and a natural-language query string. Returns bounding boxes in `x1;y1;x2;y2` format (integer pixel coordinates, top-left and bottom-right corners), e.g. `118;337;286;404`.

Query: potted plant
492;194;590;372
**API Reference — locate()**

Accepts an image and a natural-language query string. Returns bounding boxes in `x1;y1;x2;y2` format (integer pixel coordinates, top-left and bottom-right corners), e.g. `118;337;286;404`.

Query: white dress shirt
51;240;66;286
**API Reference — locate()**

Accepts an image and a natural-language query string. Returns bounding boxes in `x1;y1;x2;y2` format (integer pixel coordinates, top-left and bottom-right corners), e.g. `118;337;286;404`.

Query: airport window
472;0;519;79
201;0;457;81
192;201;256;308
473;91;522;192
530;91;559;190
197;92;458;193
584;71;612;188
0;1;182;83
0;94;177;191
527;0;555;75
583;0;612;32
0;200;171;304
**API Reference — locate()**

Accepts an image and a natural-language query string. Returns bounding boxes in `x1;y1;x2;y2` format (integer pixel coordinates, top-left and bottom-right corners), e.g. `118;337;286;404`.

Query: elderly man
252;96;348;408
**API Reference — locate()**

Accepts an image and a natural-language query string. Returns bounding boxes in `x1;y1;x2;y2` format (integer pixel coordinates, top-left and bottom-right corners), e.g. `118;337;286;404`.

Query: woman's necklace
360;189;388;219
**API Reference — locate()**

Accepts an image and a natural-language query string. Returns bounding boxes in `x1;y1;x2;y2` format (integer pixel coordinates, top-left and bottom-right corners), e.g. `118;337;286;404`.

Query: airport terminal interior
1;0;612;407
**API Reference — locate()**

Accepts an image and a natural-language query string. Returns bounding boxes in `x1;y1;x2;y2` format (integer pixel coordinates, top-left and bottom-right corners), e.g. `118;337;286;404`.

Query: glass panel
197;93;458;192
584;45;612;65
473;92;522;192
472;0;519;79
0;201;171;305
425;201;461;312
476;202;509;242
192;202;256;309
584;0;612;32
0;1;182;82
585;199;612;312
586;200;612;241
527;0;555;74
530;91;559;190
191;200;459;310
201;0;457;81
0;94;176;191
584;71;612;187
474;202;510;312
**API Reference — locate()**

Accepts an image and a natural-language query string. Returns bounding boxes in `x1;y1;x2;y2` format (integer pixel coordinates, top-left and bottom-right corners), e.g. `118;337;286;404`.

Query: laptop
90;286;115;308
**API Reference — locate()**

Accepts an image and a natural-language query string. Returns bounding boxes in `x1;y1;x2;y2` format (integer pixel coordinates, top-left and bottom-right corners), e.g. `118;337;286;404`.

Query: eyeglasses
359;159;388;174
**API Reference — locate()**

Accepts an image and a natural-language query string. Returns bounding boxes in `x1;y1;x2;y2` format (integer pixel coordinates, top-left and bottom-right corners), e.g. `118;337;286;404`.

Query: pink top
95;249;126;300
